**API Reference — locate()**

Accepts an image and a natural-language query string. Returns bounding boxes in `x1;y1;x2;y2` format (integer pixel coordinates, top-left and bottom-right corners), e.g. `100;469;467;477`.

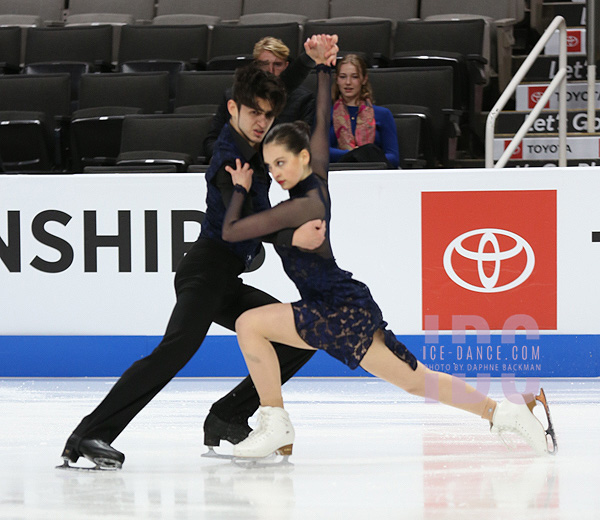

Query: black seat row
0;20;488;136
0;66;458;173
0;19;488;71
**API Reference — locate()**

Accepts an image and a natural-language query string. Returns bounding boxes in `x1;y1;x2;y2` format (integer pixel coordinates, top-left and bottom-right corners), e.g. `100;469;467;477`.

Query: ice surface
0;378;598;519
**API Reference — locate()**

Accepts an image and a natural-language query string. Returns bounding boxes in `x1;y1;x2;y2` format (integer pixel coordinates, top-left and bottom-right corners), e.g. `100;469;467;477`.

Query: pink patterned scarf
332;98;376;150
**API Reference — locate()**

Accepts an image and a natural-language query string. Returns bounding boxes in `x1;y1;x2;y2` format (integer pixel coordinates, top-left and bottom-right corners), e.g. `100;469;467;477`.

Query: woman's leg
209;282;315;425
360;333;551;454
234;302;315;409
359;331;496;421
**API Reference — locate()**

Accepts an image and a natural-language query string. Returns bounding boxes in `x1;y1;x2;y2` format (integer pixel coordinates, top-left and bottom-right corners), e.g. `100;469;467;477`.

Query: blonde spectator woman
330;54;400;168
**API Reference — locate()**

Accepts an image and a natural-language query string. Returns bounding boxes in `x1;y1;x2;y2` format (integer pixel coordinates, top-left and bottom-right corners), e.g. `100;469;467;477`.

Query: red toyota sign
527;85;551;109
504;139;523;159
566;29;582;53
421;190;557;330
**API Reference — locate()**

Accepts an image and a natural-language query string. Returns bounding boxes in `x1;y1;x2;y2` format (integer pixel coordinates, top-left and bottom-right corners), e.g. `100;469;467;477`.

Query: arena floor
1;377;598;519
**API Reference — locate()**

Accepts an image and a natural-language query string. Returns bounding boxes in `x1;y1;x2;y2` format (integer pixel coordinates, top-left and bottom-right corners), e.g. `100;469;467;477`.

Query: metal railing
587;0;597;132
485;16;567;168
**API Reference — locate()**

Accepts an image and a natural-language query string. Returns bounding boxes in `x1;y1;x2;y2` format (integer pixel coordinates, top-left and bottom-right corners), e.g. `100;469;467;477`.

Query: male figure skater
58;35;338;470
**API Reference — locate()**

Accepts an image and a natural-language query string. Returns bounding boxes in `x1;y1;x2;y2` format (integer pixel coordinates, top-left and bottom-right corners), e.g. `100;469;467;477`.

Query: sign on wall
1;170;598;377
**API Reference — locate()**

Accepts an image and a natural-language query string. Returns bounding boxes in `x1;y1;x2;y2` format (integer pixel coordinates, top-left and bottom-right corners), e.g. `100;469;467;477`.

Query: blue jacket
329;104;399;168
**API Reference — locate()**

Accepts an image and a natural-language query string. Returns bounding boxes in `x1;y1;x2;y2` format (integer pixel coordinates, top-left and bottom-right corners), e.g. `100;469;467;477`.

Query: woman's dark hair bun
264;120;311;154
292;120;310;137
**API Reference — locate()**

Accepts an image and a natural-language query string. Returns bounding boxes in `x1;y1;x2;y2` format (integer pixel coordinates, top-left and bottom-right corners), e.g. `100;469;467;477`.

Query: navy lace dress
223;66;417;371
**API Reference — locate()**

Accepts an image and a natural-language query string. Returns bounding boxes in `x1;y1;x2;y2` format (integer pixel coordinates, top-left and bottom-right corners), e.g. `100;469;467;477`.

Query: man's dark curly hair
232;64;287;119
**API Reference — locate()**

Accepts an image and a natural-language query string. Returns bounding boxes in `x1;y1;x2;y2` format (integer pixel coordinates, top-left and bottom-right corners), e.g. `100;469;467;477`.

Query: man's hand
292;219;327;250
225;158;253;191
304;34;339;67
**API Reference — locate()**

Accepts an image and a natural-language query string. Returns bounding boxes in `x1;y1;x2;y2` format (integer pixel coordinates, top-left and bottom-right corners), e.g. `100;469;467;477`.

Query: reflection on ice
0;378;597;519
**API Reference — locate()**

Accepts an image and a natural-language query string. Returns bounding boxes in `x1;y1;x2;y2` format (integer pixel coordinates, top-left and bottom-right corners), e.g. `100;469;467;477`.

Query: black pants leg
73;289;229;443
209;281;315;421
70;239;314;443
72;240;241;443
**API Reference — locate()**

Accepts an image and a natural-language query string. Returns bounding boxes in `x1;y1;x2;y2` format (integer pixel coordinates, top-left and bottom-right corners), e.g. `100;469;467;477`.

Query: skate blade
232;444;293;467
535;388;558;455
232;453;293;468
202;446;236;460
56;459;121;472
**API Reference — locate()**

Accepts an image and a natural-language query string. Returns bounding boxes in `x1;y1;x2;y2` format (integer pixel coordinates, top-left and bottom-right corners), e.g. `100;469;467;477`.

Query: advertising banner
515;82;600;110
1;170;598;377
544;28;586;55
493;135;600;160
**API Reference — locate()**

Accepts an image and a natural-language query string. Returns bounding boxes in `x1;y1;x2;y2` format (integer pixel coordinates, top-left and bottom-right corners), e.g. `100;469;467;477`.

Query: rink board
0;334;595;378
1;169;599;377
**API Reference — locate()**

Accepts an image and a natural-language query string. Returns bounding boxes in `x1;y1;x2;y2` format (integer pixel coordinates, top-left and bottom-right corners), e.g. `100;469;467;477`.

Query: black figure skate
535;388;558;454
202;412;252;459
57;434;125;471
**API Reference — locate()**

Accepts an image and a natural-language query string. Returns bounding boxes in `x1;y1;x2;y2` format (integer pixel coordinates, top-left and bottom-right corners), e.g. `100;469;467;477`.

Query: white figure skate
491;389;556;455
233;406;294;461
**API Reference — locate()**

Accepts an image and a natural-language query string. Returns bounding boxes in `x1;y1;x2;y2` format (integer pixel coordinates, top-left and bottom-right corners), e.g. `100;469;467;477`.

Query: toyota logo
530;90;544;103
566;34;579;48
443;229;535;293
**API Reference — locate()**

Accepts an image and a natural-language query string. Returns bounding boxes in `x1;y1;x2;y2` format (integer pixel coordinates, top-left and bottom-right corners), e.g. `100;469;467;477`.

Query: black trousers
72;238;314;443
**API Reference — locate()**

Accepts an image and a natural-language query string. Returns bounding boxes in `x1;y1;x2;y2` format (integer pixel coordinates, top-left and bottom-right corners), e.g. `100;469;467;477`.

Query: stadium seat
242;0;328;20
23;26;113;108
152;14;220;26
70;72;170;170
70;106;143;171
390;108;437;168
369;67;460;167
0;26;21;73
118;24;210;104
0;74;71;172
115;114;214;172
68;0;155;24
391;18;489;146
419;0;521;91
118;24;209;70
239;13;308;26
174;71;234;110
24;26;113;69
0;0;64;25
305;18;392;67
155;0;242;21
64;14;133;66
208;22;301;61
79;72;170;113
329;0;419;23
0;14;42;27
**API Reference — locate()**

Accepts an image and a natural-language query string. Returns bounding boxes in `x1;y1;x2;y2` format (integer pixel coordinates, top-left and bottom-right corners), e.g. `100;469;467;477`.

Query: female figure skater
221;55;555;459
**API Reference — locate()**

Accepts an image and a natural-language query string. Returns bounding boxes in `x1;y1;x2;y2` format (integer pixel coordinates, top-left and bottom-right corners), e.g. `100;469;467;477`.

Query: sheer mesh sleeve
309;66;332;182
215;165;294;246
222;185;324;243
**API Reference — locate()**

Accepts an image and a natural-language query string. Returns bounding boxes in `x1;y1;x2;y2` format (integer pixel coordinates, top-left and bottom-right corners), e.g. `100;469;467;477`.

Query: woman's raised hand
305;34;339;67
